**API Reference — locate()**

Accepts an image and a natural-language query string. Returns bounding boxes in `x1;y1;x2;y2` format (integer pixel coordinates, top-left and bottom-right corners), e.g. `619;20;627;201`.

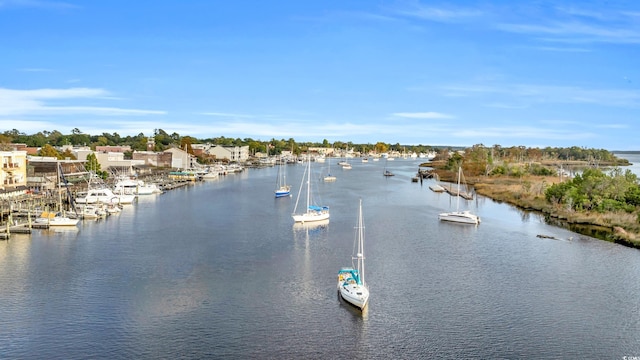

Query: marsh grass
441;173;640;249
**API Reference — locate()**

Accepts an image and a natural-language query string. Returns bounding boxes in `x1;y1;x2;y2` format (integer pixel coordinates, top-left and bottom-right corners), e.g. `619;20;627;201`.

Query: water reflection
291;219;331;307
41;227;80;237
292;219;330;232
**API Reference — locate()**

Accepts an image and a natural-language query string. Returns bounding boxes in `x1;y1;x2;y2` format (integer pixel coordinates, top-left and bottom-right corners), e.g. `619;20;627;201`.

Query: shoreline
428;168;640;249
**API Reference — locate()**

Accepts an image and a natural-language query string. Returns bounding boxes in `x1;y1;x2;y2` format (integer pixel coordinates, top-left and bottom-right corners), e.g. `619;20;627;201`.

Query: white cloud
0;0;76;10
0;87;166;116
442;83;640;108
18;68;52;72
496;20;640;44
453;126;596;141
392;112;454;119
394;4;483;22
199;112;255;118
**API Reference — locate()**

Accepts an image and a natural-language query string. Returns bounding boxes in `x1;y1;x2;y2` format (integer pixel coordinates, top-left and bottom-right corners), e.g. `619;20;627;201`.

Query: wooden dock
444;185;474;200
0;224;35;239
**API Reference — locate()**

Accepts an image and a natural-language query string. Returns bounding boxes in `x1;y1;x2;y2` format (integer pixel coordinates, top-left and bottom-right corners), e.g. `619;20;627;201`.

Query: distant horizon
7;129;640;153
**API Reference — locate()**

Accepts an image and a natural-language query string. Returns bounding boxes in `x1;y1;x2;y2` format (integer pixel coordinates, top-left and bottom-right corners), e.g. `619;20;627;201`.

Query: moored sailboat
323;157;337;182
274;158;291;198
338;199;369;310
438;166;480;225
292;154;330;223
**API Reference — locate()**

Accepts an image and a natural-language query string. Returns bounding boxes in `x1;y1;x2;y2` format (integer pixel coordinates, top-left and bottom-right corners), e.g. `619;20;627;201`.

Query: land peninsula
424;152;640;249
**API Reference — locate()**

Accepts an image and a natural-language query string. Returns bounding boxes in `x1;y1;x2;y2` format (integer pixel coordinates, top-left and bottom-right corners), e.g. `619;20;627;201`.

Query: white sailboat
275;158;291;198
438;166;480;225
323;157;336;182
292;154;330;223
338;199;369;310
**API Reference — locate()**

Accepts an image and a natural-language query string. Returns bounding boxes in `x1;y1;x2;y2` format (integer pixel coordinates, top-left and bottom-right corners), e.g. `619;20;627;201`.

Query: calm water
1;159;640;359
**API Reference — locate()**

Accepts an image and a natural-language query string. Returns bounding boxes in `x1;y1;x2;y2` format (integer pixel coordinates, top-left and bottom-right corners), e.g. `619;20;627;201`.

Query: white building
164;147;198;169
94;152;145;175
203;145;249;162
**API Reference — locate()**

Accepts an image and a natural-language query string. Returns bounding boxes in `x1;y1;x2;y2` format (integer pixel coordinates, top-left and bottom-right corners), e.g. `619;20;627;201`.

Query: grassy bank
431;169;640;249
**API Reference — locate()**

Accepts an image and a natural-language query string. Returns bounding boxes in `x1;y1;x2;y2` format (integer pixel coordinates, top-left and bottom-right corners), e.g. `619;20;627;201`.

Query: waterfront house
0;150;28;198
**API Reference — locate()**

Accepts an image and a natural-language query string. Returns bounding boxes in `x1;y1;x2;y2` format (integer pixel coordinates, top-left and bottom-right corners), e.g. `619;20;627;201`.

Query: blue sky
1;0;639;149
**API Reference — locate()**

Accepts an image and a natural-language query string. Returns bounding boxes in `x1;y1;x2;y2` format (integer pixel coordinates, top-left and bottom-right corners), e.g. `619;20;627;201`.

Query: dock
444;185;474;200
0;224;34;239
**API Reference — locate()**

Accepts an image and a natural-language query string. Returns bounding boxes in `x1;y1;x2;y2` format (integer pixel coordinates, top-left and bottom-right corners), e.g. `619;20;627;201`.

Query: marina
0;158;639;358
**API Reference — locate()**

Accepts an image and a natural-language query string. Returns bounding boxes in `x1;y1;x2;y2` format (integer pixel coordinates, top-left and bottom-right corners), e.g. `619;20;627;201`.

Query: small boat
292;154;330;223
323;174;337;182
339;156;351;169
114;177;161;195
439;210;481;224
35;211;79;227
275;158;291;198
323;157;337;182
75;187;136;205
383;158;394;176
201;172;219;181
338;199;369;310
438;166;480;225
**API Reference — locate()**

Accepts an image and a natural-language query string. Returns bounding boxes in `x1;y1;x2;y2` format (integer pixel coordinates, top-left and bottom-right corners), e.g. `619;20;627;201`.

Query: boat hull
438;211;480;225
275;189;291;198
35;217;79;227
339;283;369;310
292;211;330;223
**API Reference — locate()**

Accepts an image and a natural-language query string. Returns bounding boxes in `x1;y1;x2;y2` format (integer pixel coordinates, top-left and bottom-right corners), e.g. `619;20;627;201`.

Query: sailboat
438;166;480;225
338;148;351;169
36;163;79;227
323;157;336;182
274;158;291;198
339;153;351;169
383;158;394;176
292;153;330;223
338;199;369;310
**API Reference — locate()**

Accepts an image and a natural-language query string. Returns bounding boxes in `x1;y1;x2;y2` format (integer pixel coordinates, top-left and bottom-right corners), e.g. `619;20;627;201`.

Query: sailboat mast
57;162;62;212
358;199;365;284
306;153;311;211
456;166;462;211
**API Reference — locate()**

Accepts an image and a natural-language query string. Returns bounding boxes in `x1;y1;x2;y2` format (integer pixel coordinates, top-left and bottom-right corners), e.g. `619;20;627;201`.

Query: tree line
1;128;630;175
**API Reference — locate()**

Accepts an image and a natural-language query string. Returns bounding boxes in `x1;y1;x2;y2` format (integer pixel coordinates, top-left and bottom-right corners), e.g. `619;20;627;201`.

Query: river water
1;158;639;359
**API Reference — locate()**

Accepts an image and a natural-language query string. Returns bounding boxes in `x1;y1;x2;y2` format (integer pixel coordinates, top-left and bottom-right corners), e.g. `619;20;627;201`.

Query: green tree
85;153;101;172
39;144;60;158
374;142;388;154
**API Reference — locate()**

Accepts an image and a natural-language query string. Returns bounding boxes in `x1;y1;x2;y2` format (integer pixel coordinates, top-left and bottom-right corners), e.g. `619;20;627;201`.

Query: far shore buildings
164;147;199;169
26;157;88;191
191;144;249;162
0;140;253;198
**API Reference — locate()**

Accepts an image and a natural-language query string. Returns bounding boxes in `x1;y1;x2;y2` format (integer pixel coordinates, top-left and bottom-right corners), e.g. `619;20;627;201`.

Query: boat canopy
308;205;329;211
338;268;361;285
